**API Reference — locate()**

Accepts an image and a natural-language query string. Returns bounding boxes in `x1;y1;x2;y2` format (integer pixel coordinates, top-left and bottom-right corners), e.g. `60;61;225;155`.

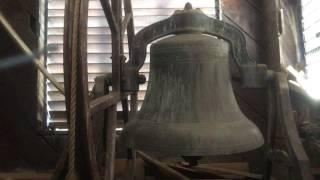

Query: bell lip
120;139;264;157
119;121;265;156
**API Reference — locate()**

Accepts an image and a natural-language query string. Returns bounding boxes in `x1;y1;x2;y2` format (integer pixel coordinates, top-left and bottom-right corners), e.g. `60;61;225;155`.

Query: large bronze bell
120;32;264;156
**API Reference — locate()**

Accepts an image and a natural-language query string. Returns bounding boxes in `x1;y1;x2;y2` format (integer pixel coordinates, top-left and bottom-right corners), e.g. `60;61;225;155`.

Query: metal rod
121;13;132;36
123;0;135;57
125;92;137;180
215;0;223;21
90;92;132;114
104;0;122;179
100;0;119;34
0;12;65;95
0;50;44;70
123;1;136;179
104;104;117;180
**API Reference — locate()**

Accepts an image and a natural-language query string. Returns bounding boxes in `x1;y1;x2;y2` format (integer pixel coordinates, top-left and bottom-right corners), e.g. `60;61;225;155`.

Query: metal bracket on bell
123;2;269;91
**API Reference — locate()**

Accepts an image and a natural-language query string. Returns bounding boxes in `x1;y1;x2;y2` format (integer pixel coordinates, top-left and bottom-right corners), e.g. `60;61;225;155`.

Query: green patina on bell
120;33;264;156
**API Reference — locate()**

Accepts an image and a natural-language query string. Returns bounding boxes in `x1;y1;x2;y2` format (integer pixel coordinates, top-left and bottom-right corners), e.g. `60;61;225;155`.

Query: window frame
42;0;217;130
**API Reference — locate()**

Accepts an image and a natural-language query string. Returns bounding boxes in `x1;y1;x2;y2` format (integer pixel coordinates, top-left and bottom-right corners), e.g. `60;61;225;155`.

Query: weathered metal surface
262;80;277;180
89;76;145;114
123;0;135;58
91;75;135;179
99;0;119;34
92;76;109;174
122;3;266;91
103;0;122;179
90;92;121;114
120;33;264;156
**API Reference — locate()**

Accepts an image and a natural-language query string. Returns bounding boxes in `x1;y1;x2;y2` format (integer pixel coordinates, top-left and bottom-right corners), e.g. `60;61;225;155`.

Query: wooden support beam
90;92;131;114
195;164;262;179
263;81;277;179
0;12;65;95
262;0;281;71
275;73;314;180
137;151;190;180
90;92;120;114
0;172;52;180
50;146;68;180
168;162;262;179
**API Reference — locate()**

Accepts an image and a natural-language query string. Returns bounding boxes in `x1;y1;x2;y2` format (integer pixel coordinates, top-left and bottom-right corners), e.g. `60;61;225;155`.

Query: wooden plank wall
224;2;307;177
0;0;59;171
223;0;265;63
263;0;304;70
223;0;304;141
222;0;268;135
279;0;305;67
220;0;268;173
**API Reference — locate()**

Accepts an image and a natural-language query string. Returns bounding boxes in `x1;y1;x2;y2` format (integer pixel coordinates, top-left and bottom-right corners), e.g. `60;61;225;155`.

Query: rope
65;0;80;178
66;52;77;178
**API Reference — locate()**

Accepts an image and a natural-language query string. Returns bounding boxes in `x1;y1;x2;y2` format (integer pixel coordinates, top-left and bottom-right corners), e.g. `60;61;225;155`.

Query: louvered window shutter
302;0;320;80
46;0;215;127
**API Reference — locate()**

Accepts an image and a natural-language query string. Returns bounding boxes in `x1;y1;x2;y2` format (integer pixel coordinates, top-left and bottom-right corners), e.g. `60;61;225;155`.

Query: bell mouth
120;120;264;157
